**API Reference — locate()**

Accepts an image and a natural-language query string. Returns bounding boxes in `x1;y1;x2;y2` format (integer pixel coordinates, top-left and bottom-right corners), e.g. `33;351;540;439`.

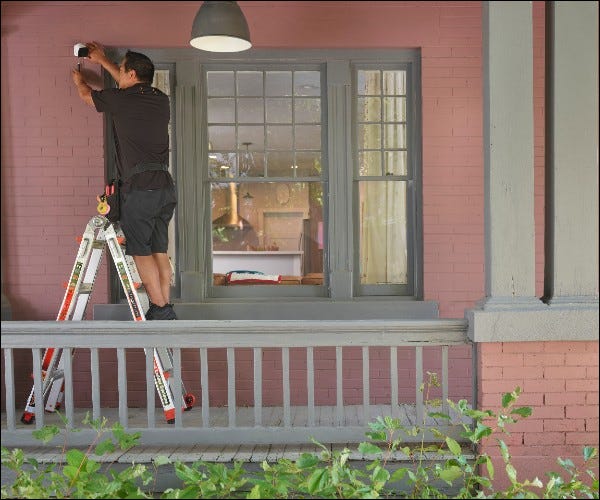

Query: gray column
327;61;353;299
468;1;598;342
176;60;207;301
480;1;542;309
545;1;599;305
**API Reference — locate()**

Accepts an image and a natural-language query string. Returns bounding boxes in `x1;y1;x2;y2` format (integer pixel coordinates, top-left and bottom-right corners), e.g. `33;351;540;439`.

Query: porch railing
1;319;472;448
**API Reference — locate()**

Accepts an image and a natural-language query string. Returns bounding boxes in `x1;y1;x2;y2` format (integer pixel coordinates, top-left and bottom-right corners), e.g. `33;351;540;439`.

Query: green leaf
438;465;462;483
445;437;462;456
31;425;60;445
365;430;387;441
358;442;382;455
428;412;451;420
584;446;598;462
296;453;319;469
65;448;86;468
390;468;407;482
498;439;510;463
94;438;115;456
247;484;262;499
62;464;79;480
307;468;327;494
510;406;532;417
485;455;495;480
153;454;171;467
502;391;515;408
506;463;517;484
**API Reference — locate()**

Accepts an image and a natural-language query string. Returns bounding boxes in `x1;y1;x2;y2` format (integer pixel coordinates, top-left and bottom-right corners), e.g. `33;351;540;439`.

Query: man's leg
152;252;173;303
133;255;167;307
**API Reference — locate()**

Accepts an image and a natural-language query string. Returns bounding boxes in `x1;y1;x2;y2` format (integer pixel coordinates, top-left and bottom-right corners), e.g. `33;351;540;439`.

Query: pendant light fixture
190;1;252;53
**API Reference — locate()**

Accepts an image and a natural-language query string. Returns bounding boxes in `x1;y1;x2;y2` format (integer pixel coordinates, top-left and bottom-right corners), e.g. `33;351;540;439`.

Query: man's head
118;50;154;89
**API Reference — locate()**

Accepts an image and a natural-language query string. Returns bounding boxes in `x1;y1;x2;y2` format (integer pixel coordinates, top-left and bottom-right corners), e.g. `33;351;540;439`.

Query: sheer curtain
359;71;408;285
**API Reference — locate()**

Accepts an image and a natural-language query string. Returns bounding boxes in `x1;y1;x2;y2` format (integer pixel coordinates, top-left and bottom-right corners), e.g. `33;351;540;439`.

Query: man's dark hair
123;50;154;84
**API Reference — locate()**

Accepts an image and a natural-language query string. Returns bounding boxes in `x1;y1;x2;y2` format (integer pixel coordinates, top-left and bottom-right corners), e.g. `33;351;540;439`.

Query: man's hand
85;41;107;65
84;41;120;84
71;67;85;86
71;67;94;107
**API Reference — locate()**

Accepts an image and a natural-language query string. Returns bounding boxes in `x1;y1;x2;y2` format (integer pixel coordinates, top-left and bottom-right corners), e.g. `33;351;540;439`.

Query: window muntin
206;69;325;288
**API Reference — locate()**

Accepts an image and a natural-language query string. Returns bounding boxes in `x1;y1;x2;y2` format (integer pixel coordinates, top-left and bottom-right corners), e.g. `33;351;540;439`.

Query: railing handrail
1;319;469;348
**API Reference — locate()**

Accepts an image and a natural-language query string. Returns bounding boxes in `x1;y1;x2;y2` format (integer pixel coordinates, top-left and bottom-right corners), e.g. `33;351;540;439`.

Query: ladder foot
21;412;35;425
184;393;196;410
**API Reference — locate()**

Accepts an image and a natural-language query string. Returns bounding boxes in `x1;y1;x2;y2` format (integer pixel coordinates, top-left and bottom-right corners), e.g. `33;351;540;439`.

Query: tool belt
96;163;169;223
122;162;169;182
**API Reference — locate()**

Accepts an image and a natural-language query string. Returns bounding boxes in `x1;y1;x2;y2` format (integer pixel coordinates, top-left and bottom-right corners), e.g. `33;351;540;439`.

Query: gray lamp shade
190;1;252;52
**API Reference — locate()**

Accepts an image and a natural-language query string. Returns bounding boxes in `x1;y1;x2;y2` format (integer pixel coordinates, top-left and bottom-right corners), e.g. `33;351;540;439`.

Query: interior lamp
190;1;252;52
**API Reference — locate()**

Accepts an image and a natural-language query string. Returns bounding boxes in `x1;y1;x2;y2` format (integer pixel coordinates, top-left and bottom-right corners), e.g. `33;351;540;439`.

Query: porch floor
3;403;471;432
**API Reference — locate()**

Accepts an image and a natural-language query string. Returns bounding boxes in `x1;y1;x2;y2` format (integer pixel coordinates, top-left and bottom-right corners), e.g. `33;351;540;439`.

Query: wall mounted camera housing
73;43;89;58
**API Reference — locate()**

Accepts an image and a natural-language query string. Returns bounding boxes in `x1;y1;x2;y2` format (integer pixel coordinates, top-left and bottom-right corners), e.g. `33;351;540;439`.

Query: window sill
94;299;439;321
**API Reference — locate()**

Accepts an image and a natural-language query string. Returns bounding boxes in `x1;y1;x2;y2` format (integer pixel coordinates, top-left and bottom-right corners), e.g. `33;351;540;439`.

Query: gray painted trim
544;1;599;301
1;319;468;347
466;303;599;342
94;299;439;321
482;2;536;300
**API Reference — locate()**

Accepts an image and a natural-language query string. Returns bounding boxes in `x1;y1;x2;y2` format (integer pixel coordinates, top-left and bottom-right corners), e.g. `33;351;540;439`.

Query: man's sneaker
145;302;160;320
146;303;177;320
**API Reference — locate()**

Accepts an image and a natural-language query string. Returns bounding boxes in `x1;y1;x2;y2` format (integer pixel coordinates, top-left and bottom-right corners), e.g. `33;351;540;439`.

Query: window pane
207;98;235;123
295;98;321;123
358;181;408;285
383;70;406;95
238;98;264;123
238;142;263;177
294;71;320;96
207;71;235;96
267;125;293;150
209;152;237;179
266;151;294;177
358;151;382;176
383;97;406;122
211;181;324;281
357;70;381;95
358;123;381;149
295;124;321;150
295;152;322;177
266;98;292;123
383;123;406;149
357;97;381;122
238;126;264;151
237;71;263;96
209;125;235;150
385;151;407;176
266;71;292;96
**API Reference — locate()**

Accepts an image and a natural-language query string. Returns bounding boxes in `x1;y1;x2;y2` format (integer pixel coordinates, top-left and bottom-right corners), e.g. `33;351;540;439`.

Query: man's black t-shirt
91;83;172;191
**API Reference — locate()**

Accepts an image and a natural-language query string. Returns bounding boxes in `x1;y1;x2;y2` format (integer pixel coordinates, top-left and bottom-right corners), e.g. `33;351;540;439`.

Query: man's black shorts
120;186;177;256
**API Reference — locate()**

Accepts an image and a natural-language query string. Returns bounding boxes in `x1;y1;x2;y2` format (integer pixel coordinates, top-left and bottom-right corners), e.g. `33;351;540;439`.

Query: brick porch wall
477;341;599;488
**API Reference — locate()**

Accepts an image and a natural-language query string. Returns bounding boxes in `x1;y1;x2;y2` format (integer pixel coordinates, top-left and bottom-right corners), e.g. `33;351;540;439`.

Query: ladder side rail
44;220;109;414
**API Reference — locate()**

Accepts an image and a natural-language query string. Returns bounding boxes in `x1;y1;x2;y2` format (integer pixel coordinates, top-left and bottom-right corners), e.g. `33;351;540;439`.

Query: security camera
73;43;89;58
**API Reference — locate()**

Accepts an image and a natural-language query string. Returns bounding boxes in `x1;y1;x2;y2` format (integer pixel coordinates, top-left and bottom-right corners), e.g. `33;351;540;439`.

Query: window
205;67;326;296
129;49;422;305
354;66;416;296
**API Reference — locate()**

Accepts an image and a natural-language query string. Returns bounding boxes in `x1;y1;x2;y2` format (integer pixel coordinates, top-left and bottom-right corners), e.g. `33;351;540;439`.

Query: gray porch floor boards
2;403;471;431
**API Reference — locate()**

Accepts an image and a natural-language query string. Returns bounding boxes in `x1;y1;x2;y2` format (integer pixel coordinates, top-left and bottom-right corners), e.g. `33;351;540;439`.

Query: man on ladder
72;41;177;321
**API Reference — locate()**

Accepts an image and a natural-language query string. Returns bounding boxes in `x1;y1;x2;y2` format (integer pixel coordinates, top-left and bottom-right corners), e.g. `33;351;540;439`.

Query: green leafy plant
2;386;598;499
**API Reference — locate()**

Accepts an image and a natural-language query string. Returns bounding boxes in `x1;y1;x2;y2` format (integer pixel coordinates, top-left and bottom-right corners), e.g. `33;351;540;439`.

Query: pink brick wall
0;1;496;320
478;341;599;488
1;1;489;410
